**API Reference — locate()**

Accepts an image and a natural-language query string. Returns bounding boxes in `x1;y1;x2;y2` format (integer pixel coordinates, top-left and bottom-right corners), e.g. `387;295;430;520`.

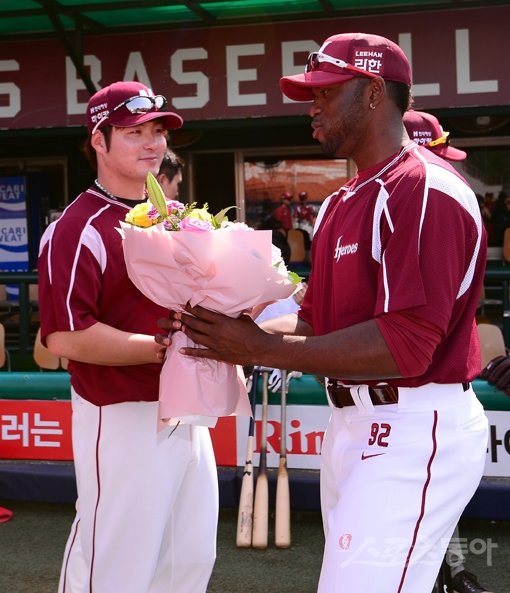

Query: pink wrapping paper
119;223;297;428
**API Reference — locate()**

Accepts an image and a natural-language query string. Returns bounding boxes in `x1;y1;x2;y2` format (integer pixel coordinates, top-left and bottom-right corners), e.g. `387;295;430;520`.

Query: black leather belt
327;380;398;408
326;380;470;409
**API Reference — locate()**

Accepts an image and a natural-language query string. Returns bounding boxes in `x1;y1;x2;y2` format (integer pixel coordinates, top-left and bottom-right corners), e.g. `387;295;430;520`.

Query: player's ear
91;130;108;154
367;76;385;110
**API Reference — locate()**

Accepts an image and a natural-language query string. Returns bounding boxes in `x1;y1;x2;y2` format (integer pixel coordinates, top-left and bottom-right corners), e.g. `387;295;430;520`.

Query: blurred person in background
157;148;185;200
295;190;316;237
273;191;294;233
404;108;492;593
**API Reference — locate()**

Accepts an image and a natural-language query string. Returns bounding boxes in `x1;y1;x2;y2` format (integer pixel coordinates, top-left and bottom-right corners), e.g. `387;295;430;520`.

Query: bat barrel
252;370;269;549
275;369;291;548
235;368;260;548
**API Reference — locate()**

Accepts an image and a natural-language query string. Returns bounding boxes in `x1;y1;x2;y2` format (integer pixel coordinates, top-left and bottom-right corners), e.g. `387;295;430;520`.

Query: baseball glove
479;355;510;396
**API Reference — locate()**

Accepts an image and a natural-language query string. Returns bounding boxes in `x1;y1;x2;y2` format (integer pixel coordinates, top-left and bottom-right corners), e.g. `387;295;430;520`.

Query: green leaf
288;270;305;284
213;206;239;228
146;172;169;220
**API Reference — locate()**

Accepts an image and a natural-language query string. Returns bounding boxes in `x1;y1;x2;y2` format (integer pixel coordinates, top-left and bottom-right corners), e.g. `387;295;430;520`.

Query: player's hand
292;282;308;306
155;310;183;350
479;355;510;396
155;334;171;361
170;302;269;367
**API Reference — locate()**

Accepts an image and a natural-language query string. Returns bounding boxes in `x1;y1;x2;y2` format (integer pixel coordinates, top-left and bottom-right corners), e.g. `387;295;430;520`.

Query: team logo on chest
333;235;359;262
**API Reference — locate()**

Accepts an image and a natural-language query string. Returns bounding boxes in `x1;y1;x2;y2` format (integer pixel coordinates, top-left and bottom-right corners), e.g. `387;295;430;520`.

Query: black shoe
452;570;492;593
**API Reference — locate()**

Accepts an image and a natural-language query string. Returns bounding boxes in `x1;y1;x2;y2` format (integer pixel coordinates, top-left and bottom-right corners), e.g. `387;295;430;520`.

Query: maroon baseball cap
403;110;466;161
280;32;412;102
87;81;183;135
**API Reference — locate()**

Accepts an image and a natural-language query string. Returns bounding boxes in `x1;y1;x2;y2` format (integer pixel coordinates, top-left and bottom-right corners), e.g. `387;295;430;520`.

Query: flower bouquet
118;173;301;430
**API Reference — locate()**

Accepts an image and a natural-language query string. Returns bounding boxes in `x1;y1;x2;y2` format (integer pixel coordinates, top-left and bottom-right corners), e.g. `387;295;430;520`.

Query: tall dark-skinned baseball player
157;33;489;593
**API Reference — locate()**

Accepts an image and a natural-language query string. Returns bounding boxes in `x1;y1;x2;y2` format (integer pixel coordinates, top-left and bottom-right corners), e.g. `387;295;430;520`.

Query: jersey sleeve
376;162;483;336
375;309;443;377
38;211;104;342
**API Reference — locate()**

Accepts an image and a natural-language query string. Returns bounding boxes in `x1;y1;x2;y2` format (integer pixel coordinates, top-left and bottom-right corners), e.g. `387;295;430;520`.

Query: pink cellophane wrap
119;223;297;429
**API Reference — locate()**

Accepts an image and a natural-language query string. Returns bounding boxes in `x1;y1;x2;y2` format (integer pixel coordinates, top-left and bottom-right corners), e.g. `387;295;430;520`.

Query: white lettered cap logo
353;46;385;76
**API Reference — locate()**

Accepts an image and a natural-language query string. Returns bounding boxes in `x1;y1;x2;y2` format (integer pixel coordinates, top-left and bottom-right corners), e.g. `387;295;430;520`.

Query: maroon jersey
300;144;487;386
273;203;293;231
38;186;167;405
296;203;314;223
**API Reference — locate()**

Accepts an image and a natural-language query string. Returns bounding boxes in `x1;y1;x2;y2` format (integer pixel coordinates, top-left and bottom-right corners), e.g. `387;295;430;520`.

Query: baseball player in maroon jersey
403;109;468;162
273;191;294;232
295;191;316;236
404;109;492;593
158;33;489;592
38;81;218;593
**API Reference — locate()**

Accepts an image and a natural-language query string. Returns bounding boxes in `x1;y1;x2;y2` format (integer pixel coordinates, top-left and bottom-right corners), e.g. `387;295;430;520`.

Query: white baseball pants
58;389;218;593
318;383;488;593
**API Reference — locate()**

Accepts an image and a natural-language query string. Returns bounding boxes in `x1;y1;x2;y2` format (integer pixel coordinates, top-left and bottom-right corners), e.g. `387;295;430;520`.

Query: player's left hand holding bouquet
118;173;301;429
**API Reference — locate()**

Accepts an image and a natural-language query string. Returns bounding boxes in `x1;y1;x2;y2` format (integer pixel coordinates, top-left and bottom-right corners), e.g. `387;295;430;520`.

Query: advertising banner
0;176;29;299
1;399;509;478
0;400;73;461
0;5;507;130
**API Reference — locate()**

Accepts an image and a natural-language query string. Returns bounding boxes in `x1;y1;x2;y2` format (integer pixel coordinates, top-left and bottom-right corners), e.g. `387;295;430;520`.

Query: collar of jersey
343;144;415;201
89;186;141;209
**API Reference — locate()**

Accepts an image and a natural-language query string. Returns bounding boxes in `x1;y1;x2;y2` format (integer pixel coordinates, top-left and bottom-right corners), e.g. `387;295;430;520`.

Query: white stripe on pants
58;389;218;593
319;383;488;593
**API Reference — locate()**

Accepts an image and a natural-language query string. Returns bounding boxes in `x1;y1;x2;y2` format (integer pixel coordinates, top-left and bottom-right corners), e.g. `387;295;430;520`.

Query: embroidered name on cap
353;47;384;75
412;131;433;144
90;102;109;124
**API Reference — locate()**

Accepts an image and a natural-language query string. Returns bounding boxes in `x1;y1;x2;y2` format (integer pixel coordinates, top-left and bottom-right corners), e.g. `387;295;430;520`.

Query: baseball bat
236;369;259;547
275;369;291;548
252;370;269;549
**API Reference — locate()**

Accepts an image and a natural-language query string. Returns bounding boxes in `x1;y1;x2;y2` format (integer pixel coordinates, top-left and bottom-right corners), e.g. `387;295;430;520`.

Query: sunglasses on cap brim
91;94;167;134
305;52;379;80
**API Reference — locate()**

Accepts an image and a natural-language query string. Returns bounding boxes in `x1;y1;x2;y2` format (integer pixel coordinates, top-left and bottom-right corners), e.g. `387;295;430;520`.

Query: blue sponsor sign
0;176;29;299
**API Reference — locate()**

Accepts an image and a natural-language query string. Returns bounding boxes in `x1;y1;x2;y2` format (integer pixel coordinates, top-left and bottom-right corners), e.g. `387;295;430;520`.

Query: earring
369;102;376;110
